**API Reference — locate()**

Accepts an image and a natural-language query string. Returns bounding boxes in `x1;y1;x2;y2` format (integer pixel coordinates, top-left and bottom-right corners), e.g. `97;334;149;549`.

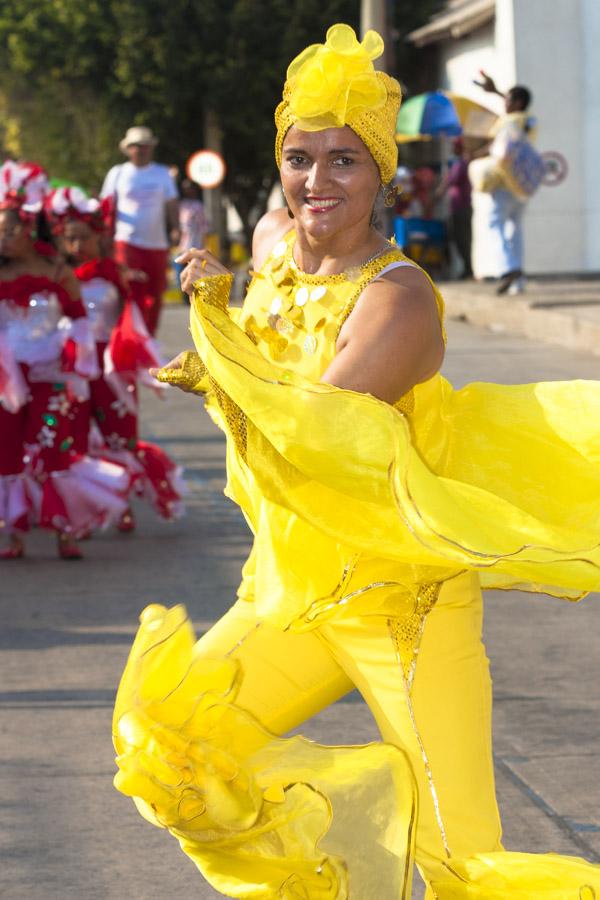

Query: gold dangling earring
382;184;398;208
282;191;294;219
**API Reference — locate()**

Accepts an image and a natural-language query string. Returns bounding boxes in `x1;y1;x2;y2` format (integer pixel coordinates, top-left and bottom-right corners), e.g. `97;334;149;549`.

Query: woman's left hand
149;351;201;393
175;248;232;297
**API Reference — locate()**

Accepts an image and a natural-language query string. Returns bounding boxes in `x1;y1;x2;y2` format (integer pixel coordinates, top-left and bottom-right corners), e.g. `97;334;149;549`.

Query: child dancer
47;187;184;529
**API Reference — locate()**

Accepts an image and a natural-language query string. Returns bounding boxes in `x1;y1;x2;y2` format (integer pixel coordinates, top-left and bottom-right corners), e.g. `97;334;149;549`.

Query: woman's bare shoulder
338;263;444;378
252;209;292;270
350;264;439;326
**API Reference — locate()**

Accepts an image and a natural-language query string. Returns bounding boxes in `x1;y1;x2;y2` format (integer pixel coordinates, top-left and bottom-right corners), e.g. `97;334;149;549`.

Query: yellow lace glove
155;350;208;392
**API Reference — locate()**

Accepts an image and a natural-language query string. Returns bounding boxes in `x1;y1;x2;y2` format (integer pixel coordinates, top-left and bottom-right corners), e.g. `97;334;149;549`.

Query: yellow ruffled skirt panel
113;604;417;899
113;607;600;898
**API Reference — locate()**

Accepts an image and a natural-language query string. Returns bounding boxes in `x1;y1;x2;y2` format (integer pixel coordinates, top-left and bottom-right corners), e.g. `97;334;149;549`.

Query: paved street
1;302;599;899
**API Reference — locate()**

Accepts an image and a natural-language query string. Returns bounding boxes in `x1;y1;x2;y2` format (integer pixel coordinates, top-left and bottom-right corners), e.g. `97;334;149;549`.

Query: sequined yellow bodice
235;229;447;434
237;231;430;382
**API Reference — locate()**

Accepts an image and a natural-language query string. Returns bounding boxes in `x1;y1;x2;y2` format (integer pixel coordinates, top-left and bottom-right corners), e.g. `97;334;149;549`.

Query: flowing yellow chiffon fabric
113;604;417;899
431;852;600;897
190;285;600;631
114;240;600;897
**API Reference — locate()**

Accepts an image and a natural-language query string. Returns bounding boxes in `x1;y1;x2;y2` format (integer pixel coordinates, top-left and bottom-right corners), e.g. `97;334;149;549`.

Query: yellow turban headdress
275;24;401;185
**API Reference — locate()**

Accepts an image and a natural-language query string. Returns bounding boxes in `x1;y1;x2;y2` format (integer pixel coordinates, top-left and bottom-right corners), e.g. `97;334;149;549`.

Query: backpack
496;137;545;200
469;114;545;201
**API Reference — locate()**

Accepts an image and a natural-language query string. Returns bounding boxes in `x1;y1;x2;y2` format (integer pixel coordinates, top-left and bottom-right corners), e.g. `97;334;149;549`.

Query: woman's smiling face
280;125;380;241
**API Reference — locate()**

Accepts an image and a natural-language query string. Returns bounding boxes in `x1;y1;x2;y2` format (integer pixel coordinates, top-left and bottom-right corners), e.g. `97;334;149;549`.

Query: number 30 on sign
186;150;226;189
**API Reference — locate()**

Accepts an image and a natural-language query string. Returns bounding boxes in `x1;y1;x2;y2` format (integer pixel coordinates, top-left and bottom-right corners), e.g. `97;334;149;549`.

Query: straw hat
119;126;159;154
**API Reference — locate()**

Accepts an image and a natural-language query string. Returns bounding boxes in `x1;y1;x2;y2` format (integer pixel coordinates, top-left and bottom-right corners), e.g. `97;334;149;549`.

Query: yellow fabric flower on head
287;24;386;130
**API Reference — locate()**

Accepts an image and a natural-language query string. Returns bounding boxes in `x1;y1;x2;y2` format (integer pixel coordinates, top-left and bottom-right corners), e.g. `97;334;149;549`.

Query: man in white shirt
101;126;179;334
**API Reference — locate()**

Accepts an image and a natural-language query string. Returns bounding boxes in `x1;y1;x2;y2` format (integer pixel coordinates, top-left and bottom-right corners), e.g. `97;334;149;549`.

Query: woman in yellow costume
113;25;600;899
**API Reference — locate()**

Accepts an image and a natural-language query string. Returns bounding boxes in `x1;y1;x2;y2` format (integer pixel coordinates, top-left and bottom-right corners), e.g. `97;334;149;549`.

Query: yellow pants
197;570;503;893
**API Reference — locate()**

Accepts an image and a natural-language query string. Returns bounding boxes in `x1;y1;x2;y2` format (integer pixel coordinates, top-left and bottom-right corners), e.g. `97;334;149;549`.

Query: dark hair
180;178;202;199
508;85;532;111
35;210;56;248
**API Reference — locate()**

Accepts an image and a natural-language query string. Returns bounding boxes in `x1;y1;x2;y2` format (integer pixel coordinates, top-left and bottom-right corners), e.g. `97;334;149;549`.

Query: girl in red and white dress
0;161;129;559
46;187;184;529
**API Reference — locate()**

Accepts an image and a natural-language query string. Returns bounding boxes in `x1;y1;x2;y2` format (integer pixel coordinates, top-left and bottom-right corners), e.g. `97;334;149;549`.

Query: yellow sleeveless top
186;231;600;631
236;230;449;456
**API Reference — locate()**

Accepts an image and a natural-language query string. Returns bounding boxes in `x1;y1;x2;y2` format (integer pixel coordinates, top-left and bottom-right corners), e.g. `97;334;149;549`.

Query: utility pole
361;0;396;240
361;0;389;71
203;109;227;260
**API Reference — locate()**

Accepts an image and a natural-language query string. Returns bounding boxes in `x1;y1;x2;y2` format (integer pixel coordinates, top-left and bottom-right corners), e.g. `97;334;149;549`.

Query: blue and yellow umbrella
396;91;497;143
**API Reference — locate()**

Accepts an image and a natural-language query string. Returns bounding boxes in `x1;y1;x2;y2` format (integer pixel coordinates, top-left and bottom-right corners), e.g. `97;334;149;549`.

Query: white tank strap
337;259;421;338
372;260;418;281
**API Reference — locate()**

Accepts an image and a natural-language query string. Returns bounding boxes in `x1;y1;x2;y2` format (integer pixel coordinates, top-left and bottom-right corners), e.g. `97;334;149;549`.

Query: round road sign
187;150;226;188
541;151;568;187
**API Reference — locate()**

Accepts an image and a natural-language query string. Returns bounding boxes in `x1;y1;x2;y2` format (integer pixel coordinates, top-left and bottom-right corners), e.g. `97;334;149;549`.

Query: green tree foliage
0;0;441;229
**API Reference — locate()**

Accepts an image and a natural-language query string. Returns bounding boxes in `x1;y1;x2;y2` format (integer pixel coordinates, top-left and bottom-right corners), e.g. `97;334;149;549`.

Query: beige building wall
581;0;600;270
438;23;503;112
512;0;586;272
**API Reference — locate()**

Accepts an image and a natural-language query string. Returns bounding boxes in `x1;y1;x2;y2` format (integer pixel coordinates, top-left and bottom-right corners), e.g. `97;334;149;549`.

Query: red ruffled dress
75;258;184;520
0;274;129;535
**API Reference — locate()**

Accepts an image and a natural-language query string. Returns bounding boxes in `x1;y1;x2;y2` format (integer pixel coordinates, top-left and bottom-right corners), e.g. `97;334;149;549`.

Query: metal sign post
188;112;228;258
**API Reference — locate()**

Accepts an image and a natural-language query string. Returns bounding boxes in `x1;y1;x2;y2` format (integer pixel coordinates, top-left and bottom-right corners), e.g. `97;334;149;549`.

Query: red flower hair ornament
0;159;49;220
45;186;115;235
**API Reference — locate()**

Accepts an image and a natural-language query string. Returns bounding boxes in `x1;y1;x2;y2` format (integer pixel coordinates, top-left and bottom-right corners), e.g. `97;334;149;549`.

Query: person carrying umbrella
472;71;537;294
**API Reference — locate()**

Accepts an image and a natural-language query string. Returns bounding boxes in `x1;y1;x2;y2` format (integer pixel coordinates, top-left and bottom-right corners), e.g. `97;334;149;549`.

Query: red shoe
0;542;24;559
57;535;83;560
117;509;136;533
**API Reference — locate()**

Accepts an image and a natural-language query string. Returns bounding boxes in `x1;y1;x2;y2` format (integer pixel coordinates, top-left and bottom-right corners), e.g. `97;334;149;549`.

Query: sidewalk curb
441;284;600;357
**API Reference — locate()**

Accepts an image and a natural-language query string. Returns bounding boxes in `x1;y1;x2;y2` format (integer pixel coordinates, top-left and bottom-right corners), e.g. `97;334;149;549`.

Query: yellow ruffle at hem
113;604;417;899
431;852;600;897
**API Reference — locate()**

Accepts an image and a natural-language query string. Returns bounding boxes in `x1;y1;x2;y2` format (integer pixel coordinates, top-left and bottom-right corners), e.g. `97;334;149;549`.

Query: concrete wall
512;0;588;273
438;23;504;113
581;0;600;270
